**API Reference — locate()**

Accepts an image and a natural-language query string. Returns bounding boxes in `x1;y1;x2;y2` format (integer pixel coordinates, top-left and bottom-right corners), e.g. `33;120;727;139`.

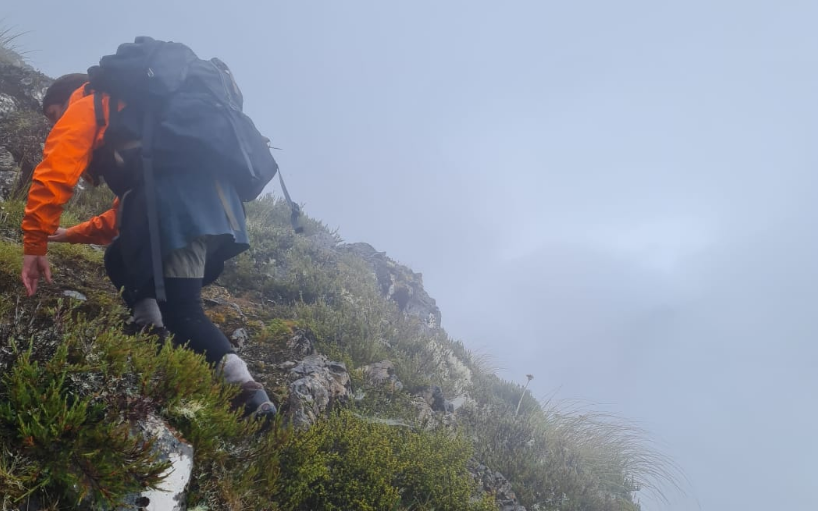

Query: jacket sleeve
22;94;100;255
64;198;120;245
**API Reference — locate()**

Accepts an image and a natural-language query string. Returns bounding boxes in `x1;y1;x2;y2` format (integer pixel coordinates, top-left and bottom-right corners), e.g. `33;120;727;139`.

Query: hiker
20;68;277;420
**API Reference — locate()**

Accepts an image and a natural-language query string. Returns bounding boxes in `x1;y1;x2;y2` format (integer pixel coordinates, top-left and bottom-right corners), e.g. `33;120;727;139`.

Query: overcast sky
8;1;818;509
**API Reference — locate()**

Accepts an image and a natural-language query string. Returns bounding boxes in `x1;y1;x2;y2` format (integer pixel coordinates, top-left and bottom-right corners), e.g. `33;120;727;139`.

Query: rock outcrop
418;384;455;413
119;416;194;511
287;354;353;429
0;47;52;197
344;242;442;329
359;359;403;391
469;460;528;511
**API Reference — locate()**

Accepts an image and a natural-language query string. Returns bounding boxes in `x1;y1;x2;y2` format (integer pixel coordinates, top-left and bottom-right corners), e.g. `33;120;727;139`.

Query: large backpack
87;36;300;300
88;36;291;202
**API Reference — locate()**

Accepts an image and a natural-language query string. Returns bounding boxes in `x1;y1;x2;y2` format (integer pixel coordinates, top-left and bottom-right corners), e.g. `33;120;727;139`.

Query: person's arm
21;93;100;295
54;198;120;245
22;93;100;255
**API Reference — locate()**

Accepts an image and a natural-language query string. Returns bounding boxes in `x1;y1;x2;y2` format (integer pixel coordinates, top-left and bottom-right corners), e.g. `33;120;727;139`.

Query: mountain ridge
0;41;678;511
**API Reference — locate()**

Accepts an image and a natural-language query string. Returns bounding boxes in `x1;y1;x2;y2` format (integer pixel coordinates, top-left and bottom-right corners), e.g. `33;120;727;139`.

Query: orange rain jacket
22;85;120;255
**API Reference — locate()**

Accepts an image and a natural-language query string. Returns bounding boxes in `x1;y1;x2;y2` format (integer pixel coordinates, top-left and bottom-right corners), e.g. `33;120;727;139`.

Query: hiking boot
232;381;277;421
123;321;170;342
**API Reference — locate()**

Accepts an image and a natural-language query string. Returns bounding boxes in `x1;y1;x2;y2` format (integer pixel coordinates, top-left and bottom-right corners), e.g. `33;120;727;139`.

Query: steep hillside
0;42;678;510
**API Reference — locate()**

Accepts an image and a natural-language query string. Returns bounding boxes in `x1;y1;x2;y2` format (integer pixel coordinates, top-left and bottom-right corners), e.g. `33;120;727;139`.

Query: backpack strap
140;109;167;302
93;92;106;127
108;95;119;126
226;111;302;234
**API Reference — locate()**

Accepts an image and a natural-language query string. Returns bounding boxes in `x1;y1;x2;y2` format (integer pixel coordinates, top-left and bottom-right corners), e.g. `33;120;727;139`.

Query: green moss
0;297;287;510
264;318;296;343
49;241;104;265
0;316;168;505
275;410;494;511
0;239;22;275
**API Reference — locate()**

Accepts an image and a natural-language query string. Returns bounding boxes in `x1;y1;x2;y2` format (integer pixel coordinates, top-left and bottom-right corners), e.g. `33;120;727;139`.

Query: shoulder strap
141;109;167;302
93;92;106;127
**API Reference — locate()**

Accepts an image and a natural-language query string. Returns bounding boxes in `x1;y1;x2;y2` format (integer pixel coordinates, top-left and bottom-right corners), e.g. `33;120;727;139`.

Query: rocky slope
0;43;672;511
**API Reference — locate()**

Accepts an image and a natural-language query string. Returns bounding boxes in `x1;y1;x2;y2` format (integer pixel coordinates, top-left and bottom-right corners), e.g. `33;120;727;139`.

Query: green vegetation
0;36;680;508
276;410;496;511
218;196;684;510
0;244;282;509
0;189;681;509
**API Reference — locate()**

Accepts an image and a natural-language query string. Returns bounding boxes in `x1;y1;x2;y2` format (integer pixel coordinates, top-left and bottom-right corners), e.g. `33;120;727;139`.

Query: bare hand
48;227;68;243
21;255;52;296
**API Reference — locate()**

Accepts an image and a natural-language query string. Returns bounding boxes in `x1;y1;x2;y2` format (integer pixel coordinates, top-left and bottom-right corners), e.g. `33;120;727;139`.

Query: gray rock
413;395;434;424
0;48;53;195
0;93;15;118
449;395;474;410
0;169;17;201
62;290;87;301
469;460;527;511
0;147;15;172
0;51;53;112
230;327;249;349
119;415;194;511
411;395;458;431
343;242;442;329
419;385;454;413
359;359;403;391
287;354;352;429
360;359;394;382
287;329;316;357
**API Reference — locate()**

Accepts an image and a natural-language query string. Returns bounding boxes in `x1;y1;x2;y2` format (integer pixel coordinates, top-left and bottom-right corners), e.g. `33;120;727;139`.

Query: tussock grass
0;25;30;65
542;399;688;508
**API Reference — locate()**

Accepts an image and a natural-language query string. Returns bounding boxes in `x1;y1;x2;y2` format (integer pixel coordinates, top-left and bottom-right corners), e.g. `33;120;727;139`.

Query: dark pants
104;239;234;365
